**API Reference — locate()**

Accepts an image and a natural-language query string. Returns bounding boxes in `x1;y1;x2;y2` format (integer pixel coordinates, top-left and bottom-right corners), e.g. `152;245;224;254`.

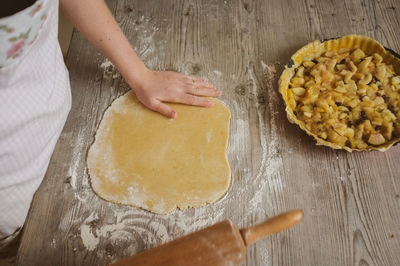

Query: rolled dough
87;90;231;214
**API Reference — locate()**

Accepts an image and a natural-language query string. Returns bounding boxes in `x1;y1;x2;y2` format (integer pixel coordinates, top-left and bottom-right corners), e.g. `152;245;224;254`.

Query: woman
0;0;221;250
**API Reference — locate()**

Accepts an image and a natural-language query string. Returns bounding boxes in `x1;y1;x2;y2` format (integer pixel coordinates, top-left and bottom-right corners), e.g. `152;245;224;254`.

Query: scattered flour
50;238;56;248
247;63;284;215
80;213;100;250
67;127;86;191
99;59;120;79
213;70;222;77
126;13;164;70
100;59;113;71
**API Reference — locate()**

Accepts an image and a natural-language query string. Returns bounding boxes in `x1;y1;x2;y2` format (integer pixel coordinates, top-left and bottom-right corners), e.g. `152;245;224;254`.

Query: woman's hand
128;69;222;119
60;0;221;119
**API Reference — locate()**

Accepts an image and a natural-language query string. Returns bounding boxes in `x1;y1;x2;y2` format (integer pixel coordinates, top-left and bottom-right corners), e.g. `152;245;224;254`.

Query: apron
0;0;71;242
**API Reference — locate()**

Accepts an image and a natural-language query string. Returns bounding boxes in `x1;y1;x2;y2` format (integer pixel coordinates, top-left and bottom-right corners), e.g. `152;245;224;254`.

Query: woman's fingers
184;76;216;89
183;78;221;96
184;75;205;83
186;85;222;96
147;99;177;119
131;70;222;118
175;93;214;107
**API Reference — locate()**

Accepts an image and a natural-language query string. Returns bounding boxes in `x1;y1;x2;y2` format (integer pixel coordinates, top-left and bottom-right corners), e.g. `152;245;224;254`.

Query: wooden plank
251;0;400;265
15;0;400;265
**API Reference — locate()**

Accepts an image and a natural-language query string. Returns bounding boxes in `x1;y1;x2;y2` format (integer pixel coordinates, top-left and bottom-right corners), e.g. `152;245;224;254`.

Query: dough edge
86;90;231;214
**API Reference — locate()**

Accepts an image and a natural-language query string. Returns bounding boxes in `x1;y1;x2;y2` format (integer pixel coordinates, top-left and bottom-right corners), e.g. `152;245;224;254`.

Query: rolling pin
111;210;304;266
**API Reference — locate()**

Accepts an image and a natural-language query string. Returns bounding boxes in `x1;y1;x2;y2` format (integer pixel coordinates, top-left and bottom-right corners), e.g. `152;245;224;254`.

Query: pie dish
279;35;400;151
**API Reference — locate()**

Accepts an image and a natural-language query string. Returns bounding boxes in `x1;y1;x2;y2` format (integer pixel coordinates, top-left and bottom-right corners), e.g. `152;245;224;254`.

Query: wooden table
16;0;400;265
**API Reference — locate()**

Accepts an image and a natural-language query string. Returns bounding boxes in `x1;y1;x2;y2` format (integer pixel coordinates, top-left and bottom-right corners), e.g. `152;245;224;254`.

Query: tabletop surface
17;0;400;265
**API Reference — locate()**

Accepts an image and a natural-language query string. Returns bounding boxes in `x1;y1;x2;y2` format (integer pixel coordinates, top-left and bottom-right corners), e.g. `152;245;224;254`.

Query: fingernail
171;111;177;119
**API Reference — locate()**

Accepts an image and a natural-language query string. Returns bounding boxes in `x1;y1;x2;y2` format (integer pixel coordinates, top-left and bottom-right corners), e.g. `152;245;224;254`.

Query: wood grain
16;0;400;265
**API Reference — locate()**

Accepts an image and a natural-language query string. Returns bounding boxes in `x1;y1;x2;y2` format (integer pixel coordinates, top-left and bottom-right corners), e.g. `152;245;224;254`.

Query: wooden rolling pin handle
239;210;304;246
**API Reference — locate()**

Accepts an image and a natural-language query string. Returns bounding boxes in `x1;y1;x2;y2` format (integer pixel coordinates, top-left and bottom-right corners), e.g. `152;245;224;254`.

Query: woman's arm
59;0;221;118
